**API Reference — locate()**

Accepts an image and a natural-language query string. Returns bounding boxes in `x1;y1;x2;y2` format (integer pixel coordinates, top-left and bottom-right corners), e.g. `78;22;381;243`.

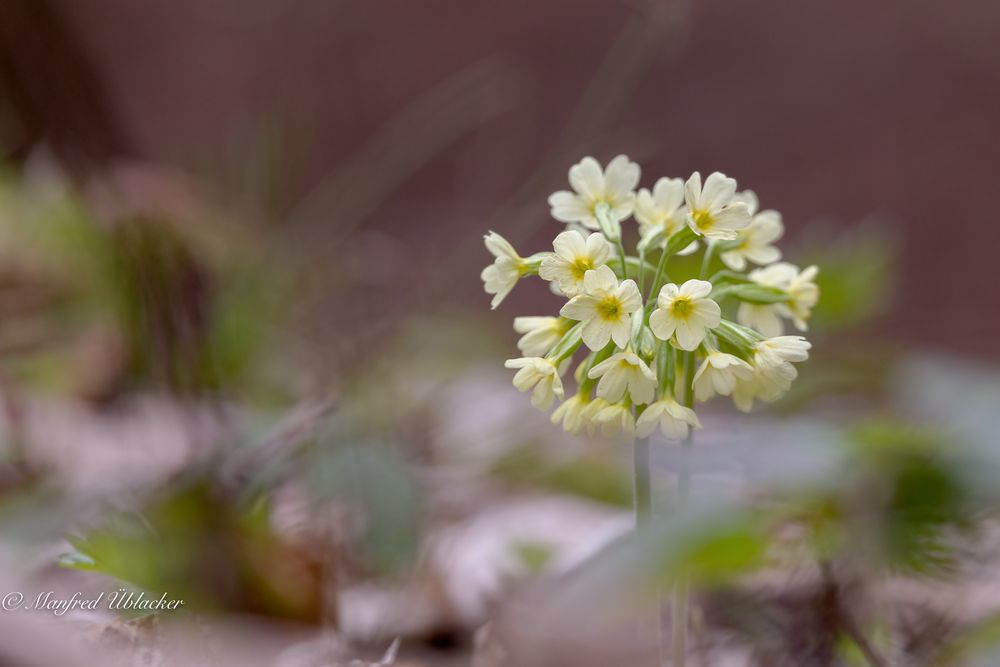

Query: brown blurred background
1;0;997;356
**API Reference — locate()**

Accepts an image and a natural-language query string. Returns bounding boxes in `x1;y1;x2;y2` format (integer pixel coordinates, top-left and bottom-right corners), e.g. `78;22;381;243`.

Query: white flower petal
548;191;593;224
648;308;676;341
701;172;737;208
582;318;613;351
597;371;629;403
583;265;618;293
603;155;640;200
569;157;604;200
680;279;713;299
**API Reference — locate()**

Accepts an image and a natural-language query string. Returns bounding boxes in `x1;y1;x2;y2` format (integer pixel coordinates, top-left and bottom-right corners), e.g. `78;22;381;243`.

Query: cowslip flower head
487;156;819;439
693;350;753;402
481;231;525;309
514;316;571;357
684;171;751;240
636;397;702;439
559;265;642;351
504;357;565;410
649;279;721;351
587;349;657;405
551;393;591;434
548;155;640;229
539;230;613;297
719;190;784;271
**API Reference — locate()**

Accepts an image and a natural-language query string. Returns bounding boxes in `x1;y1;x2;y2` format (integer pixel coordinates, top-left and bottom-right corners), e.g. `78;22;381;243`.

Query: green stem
633;436;651;528
699;242;716;280
637;247;646;294
673;351;696;667
616;239;630;281
646;247;670;303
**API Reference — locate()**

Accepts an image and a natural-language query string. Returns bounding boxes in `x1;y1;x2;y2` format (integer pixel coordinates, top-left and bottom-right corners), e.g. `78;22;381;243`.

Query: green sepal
521;252;551;276
656;340;677;394
576;340;616;393
713;283;789;305
713;319;762;358
595;203;622;243
637;226;666;254
546;322;584;361
664;226;698;256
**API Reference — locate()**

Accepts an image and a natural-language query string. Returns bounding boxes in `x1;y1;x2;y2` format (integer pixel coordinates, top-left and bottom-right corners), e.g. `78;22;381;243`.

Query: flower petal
569;157;604;199
701;172;737;208
603;155;640;199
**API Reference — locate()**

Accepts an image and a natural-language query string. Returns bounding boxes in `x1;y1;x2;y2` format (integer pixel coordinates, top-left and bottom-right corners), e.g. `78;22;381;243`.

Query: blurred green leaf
797;224;897;330
490;443;633;507
310;438;423;576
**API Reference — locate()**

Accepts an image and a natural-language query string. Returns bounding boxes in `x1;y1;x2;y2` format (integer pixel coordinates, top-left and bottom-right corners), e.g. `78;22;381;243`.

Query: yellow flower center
692;209;714;232
660;217;678;234
571;256;595;280
597;295;623;321
587;195;611;214
670;296;693;320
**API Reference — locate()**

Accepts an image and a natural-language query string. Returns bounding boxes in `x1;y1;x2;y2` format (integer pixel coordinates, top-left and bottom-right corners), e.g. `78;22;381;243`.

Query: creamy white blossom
785;265;820;330
579;396;612;435
719;190;783;271
591;401;636;438
747;262;820;332
551;393;591;434
753;336;812;400
513;317;570;357
733;336;812;412
649;279;721;351
737;303;784;338
684;171;751;240
636;177;698;256
504;357;564;410
587;350;657;404
481;231;526;309
693;350;753;402
539;230;613;297
636;397;701;439
559;265;642;351
548;156;640;229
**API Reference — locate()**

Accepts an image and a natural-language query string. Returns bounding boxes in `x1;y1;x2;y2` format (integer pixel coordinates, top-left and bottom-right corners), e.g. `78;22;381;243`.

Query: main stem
633;433;658;664
672;247;715;665
673;352;696;667
633;436;651;527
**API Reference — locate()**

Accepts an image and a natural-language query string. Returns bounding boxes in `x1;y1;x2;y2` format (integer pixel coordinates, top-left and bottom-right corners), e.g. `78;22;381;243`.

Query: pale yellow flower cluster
482;156;820;440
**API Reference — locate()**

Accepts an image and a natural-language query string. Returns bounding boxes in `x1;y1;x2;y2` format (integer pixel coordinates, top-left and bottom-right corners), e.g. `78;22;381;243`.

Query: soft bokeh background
4;0;998;352
1;1;999;666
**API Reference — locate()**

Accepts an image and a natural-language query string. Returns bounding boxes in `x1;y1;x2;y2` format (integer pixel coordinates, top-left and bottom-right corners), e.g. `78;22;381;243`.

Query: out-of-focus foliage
309;436;424;577
0;171;294;402
63;480;323;620
490;444;633;507
797;224;897;331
